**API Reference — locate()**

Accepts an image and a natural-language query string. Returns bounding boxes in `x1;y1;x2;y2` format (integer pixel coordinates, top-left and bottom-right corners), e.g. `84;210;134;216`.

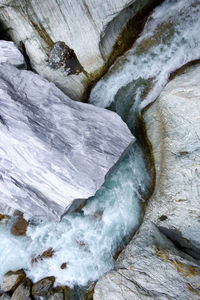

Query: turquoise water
0;142;150;287
90;0;200;130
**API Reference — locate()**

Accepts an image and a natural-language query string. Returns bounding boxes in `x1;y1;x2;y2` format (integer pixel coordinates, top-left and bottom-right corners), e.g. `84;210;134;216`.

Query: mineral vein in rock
0;63;134;221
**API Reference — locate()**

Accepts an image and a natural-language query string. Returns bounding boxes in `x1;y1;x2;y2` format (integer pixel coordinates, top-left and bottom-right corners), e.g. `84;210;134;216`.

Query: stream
0;0;200;297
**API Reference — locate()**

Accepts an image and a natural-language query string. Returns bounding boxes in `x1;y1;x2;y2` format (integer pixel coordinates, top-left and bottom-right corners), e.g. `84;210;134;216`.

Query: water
1;0;200;293
0;142;150;287
89;0;200;130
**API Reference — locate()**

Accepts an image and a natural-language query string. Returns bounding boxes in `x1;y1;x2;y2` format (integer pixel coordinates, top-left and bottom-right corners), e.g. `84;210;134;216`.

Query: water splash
89;0;200;130
0;142;150;287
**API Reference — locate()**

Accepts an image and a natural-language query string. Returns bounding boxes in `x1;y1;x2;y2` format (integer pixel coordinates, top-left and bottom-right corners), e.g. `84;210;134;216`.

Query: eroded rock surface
0;0;157;99
10;278;32;300
2;270;25;292
32;276;55;297
0;62;134;221
0;41;25;68
94;63;200;299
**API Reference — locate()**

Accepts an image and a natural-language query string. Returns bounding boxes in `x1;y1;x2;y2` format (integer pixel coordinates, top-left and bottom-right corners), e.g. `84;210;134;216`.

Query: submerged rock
0;0;157;99
0;41;26;69
0;63;133;221
32;277;55;297
31;247;55;264
2;270;25;292
47;286;70;300
94;63;200;299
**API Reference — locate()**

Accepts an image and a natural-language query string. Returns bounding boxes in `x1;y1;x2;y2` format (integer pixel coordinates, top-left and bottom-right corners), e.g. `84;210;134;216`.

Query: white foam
0;143;150;287
89;0;200;115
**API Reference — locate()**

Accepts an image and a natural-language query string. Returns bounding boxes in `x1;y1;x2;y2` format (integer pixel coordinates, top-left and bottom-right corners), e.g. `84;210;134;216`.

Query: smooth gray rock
0;41;26;68
94;64;200;299
0;294;10;300
2;270;25;292
0;0;156;100
0;63;134;221
10;278;32;300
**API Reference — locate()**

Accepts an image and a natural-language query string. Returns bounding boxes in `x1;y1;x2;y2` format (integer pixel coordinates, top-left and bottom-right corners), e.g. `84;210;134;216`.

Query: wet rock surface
48;42;83;75
94;63;200;299
0;273;72;300
31;247;55;264
32;277;55;297
10;278;32;300
10;216;29;236
2;270;25;292
0;61;133;221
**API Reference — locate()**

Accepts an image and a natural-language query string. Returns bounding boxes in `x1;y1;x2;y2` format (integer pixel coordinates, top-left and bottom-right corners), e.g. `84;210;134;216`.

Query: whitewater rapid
0;0;200;291
90;0;200;130
0;142;150;287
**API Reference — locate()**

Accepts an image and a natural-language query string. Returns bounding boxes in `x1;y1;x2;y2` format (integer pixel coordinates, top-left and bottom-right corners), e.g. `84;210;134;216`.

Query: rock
47;286;69;300
0;0;157;100
0;214;6;222
2;270;26;292
32;277;55;297
10;278;32;300
0;41;26;69
47;291;64;300
48;42;83;75
94;63;200;299
0;63;134;221
0;294;10;300
60;263;67;270
31;247;55;264
10;216;29;236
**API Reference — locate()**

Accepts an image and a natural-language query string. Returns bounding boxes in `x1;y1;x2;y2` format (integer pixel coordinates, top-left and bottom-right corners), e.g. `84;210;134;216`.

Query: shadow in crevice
0;21;11;40
157;225;200;260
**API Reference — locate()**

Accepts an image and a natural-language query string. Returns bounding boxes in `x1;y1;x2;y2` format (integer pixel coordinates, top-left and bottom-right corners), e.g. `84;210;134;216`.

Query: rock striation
0;41;134;221
0;40;25;68
0;0;157;100
94;63;200;299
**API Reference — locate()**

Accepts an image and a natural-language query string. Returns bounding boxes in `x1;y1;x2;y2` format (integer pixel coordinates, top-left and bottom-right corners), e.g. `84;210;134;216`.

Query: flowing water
0;0;200;295
0;142;150;287
90;0;200;130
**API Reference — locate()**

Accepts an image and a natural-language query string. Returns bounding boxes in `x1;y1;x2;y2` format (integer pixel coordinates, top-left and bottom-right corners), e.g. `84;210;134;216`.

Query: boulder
0;41;26;68
94;63;200;299
0;62;133;221
32;276;55;297
10;278;32;300
0;0;158;100
2;270;25;292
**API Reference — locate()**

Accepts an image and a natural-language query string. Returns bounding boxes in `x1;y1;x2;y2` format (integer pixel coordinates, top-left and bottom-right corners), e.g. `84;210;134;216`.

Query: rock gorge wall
0;0;159;100
94;63;200;299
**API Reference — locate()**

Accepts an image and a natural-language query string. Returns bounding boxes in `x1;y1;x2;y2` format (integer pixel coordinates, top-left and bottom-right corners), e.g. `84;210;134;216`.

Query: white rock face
0;40;26;68
0;62;134;221
0;0;155;99
94;64;200;299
